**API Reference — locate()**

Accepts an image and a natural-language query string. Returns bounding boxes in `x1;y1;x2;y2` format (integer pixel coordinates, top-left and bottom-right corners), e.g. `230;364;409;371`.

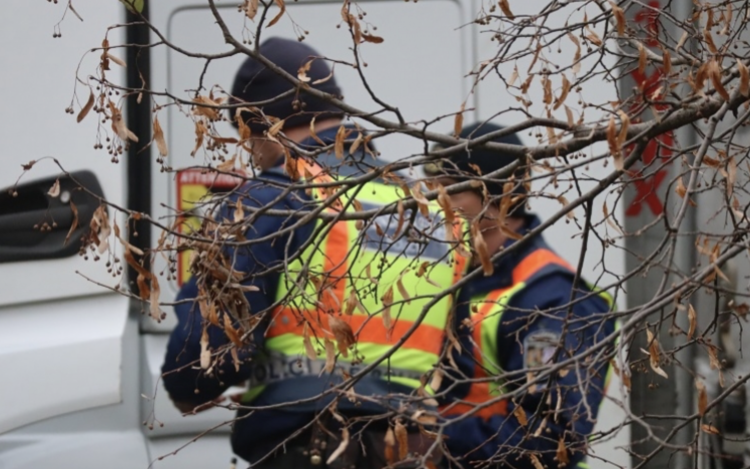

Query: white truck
0;1;630;468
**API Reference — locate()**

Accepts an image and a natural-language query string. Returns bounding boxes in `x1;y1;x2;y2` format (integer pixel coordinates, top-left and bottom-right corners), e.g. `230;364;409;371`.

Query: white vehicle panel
0;431;148;469
0;0;125;308
0;294;128;434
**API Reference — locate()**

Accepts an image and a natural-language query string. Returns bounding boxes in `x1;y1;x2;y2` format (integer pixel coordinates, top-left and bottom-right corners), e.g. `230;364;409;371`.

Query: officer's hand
171;396;226;414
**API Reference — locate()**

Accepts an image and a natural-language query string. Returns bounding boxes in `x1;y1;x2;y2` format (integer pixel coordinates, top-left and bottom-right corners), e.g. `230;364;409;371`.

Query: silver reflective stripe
248;352;424;387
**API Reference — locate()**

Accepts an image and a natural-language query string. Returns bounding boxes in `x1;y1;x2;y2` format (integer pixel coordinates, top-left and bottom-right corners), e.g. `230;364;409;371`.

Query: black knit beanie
424;122;528;214
229;37;343;133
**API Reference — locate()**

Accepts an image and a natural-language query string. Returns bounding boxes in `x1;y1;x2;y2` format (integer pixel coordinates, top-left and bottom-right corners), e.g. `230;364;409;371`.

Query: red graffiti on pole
624;0;673;218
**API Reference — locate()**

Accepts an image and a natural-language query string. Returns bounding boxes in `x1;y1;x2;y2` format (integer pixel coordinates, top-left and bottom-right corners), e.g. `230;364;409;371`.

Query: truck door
0;1;149;468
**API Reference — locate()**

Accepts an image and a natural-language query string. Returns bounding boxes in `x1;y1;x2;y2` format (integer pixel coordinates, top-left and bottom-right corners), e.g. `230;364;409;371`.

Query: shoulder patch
523;331;561;369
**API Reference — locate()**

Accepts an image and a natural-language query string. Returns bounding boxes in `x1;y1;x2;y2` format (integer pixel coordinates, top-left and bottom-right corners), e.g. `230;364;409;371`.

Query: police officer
162;38;465;468
424;122;616;469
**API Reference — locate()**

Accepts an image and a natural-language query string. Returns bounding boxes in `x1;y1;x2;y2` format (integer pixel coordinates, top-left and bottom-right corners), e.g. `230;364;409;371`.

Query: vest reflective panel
443;248;615;420
246;157;468;399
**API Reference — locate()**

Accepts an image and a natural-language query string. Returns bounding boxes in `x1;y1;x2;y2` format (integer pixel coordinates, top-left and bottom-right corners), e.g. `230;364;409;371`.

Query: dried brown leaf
245;0;259;20
564;105;575;127
454;102;465;137
303;322;318;360
471;221;494;276
709;59;729;101
646;329;668;379
638;43;647;76
384;428;396;465
675;176;687;199
345;290;358;315
297;59;312;83
107;53;126;68
513;405;528;426
266;0;286;27
556;437;570;465
223;313;243;347
362;34;384;44
109;101;138;143
609;1;626;35
498;0;515;19
382;286;394;332
411;183;430;218
192;95;221;121
542;76;553;105
553;74;570;110
149;273;162;322
334;125;346;159
200;327;211;369
395;420;408;461
662;48;672;77
429;369;443;391
708;345;721;370
568;33;581;74
702;424;720;435
587;26;603;47
727;156;737;198
616;109;630;149
737;59;750;97
394;199;405;238
153;116;168;157
396;277;411;304
77;89;95;123
329;315;356;357
324;338;336;373
59;202;78;247
529;454;545;469
48;179;61;198
607;115;622;170
696;379;708;416
508;65;519;87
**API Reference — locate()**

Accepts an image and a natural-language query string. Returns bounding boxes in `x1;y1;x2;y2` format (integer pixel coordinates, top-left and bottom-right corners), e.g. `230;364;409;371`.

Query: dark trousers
250;421;445;469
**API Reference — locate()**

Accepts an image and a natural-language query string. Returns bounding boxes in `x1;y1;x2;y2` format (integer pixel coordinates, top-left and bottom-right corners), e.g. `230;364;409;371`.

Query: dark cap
229;37;343;133
424;121;527;213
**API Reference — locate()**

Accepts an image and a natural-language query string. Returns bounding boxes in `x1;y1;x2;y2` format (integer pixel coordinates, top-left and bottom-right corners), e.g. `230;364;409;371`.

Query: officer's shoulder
235;172;308;203
515;271;607;310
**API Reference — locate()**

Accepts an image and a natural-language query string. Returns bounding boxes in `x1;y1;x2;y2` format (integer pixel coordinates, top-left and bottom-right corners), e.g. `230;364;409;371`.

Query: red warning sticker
176;169;244;286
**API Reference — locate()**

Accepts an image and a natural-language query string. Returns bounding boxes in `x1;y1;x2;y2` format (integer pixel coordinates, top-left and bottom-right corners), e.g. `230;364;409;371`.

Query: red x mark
626;169;667;217
634;1;661;47
622;0;674;218
625;132;673;216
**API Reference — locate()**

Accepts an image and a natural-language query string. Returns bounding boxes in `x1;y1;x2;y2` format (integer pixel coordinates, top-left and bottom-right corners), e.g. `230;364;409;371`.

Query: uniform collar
462;214;548;297
267;124;384;177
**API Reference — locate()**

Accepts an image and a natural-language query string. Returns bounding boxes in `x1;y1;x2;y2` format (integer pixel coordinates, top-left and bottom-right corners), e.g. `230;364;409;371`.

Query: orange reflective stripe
470;288;508;379
443;288;509;418
319;221;349;314
268;307;445;356
443;247;573;419
512;248;573;284
443;385;509;419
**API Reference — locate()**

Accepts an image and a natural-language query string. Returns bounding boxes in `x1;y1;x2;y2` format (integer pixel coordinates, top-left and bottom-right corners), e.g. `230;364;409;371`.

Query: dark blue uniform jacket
163;126;402;463
441;217;616;469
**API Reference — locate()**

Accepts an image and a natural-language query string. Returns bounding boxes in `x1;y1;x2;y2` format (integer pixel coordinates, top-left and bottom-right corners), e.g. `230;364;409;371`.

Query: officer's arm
162;181;314;410
444;275;614;468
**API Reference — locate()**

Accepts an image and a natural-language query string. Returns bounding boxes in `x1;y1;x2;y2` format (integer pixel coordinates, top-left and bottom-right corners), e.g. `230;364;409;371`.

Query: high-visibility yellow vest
243;158;468;402
441;246;617;468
